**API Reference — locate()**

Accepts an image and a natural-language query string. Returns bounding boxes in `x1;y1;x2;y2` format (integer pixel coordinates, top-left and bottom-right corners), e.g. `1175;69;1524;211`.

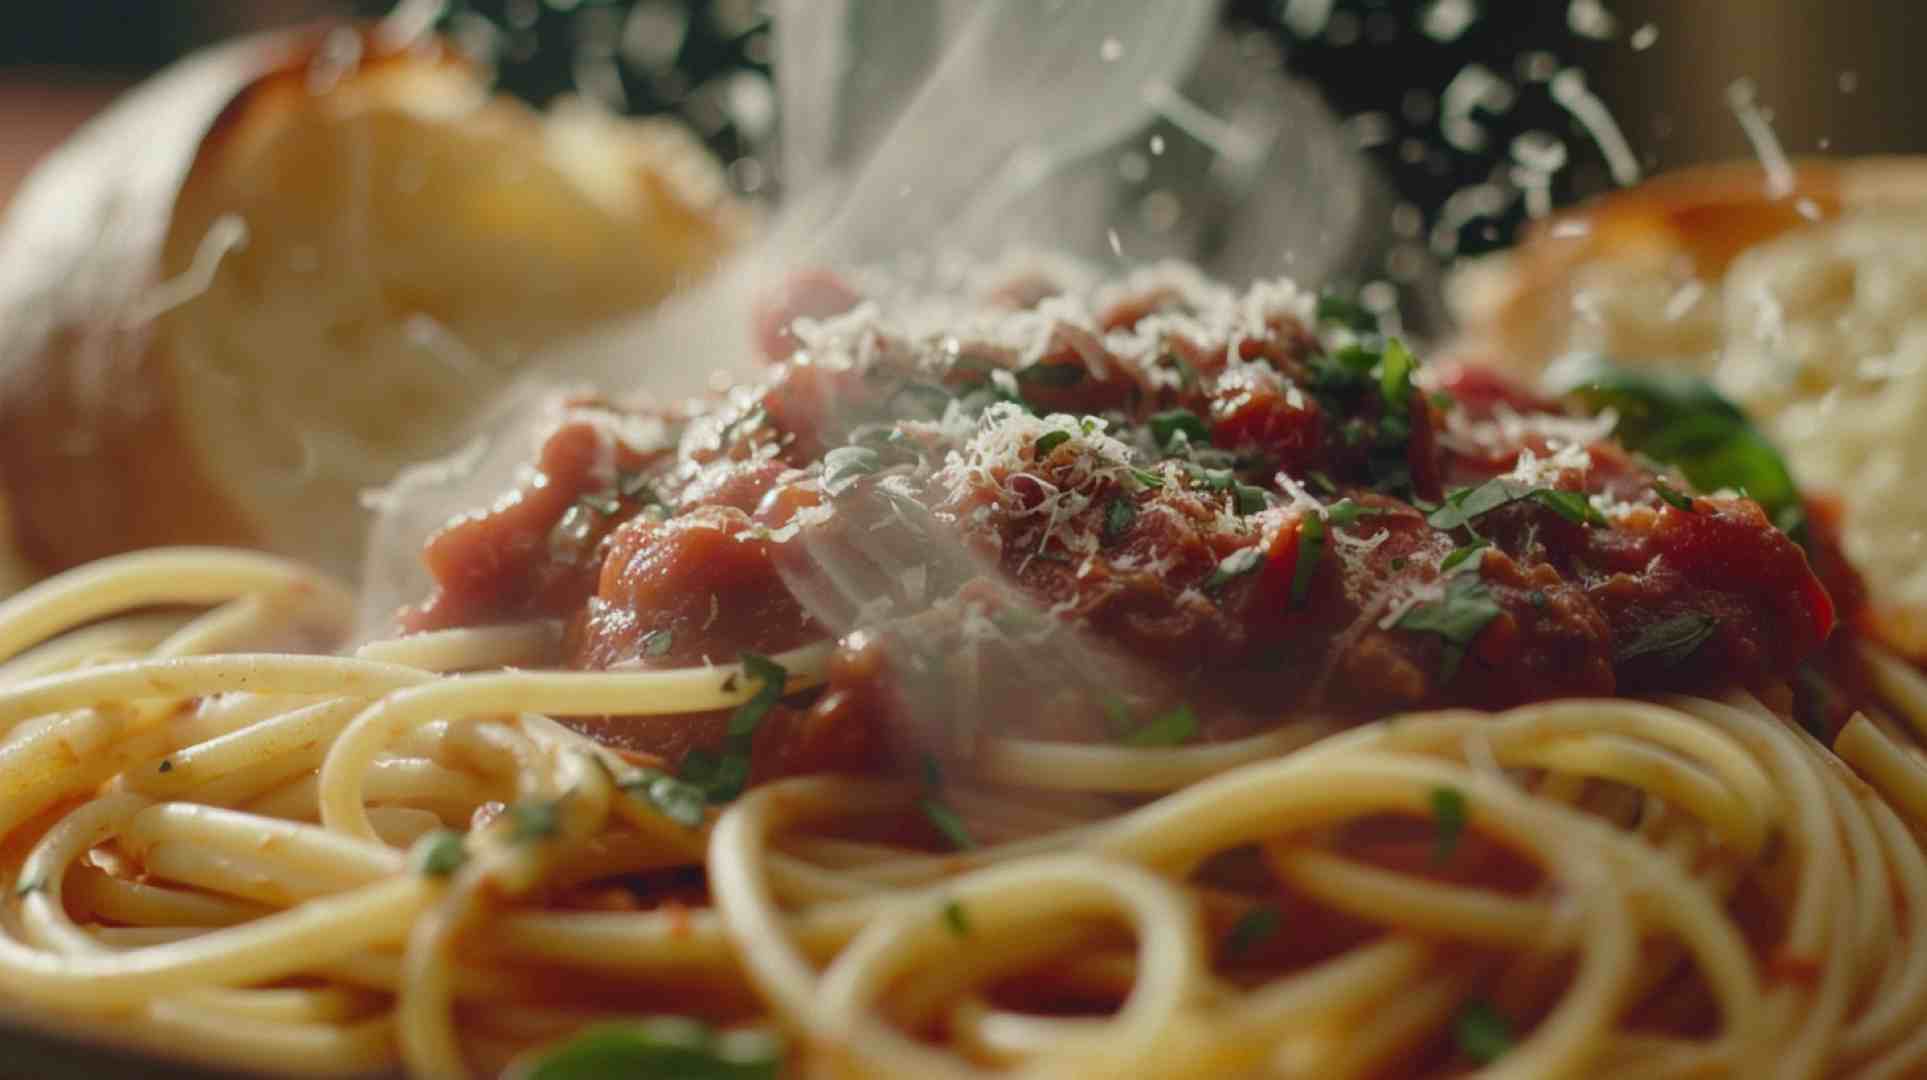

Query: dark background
0;0;1918;261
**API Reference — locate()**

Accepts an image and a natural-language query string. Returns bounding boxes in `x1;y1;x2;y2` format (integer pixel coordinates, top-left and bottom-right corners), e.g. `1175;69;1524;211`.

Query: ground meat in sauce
399;270;1852;780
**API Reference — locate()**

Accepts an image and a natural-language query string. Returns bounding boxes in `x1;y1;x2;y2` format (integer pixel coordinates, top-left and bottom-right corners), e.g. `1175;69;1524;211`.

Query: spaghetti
0;270;1921;1079
0;548;1923;1076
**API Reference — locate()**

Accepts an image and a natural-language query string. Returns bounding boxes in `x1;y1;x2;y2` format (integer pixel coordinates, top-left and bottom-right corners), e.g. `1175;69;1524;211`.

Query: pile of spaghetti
5;270;1927;1079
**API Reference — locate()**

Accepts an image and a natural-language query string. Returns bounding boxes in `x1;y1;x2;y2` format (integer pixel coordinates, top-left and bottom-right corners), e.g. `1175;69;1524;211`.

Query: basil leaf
1395;578;1502;681
1130;467;1166;490
1103;497;1137;541
1615;613;1717;667
1545;354;1807;542
1289;515;1325;610
515;1018;781;1080
1325;498;1385;527
1234;484;1269;515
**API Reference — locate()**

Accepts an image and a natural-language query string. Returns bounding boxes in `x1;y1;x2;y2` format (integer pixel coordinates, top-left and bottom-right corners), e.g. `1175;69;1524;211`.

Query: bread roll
0;24;741;584
1449;158;1927;656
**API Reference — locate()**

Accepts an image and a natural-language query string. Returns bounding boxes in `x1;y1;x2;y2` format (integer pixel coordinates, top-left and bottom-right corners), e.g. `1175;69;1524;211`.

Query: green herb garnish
515;1017;781;1080
640;629;674;658
1431;786;1468;864
508;798;565;844
922;797;976;851
414;830;468;877
1395;578;1502;681
1439;541;1488;575
1016;362;1087;388
621;769;709;828
942;899;971;937
727;654;788;739
1378;337;1417;410
1104;497;1137;541
1149;409;1211;449
1118;704;1199;747
1033;430;1072;457
1545;354;1807;542
1454;999;1514;1064
1615;613;1718;667
821;446;880;495
1654;479;1696;512
1205;547;1266;592
1290;515;1325;609
1223;905;1283;958
1316;291;1379;333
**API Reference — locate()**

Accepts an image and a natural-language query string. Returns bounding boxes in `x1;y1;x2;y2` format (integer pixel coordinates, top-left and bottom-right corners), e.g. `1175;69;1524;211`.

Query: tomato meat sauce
398;271;1852;786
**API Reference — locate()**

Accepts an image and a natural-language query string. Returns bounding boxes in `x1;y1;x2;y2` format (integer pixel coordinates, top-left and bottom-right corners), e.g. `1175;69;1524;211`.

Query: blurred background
1;0;1918;267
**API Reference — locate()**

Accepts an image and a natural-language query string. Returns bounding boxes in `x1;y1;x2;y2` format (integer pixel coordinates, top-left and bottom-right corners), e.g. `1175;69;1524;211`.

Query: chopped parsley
1016;362;1087;388
1454;999;1514;1064
1315;290;1379;333
821;446;880;495
1103;496;1137;541
1289;515;1325;609
942;899;971;937
621;769;709;828
1431;786;1468;864
1439;541;1488;575
1378;337;1417;410
508;798;565;845
1531;488;1608;527
727;654;788;739
157;759;174;774
414;830;468;877
681;654;789;804
1324;498;1385;527
639;629;674;658
920;756;976;851
1428;477;1603;532
1033;429;1071;456
1118;704;1199;747
1654;479;1696;512
1149;409;1211;449
1223;905;1283;958
921;797;976;851
1395;577;1502;681
577;491;622;516
1615;613;1718;668
1205;547;1266;592
618;471;658;502
517;1017;782;1080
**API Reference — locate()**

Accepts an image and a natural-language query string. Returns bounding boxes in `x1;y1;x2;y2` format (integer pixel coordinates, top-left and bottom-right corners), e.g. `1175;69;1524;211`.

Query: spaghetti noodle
0;548;1923;1076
